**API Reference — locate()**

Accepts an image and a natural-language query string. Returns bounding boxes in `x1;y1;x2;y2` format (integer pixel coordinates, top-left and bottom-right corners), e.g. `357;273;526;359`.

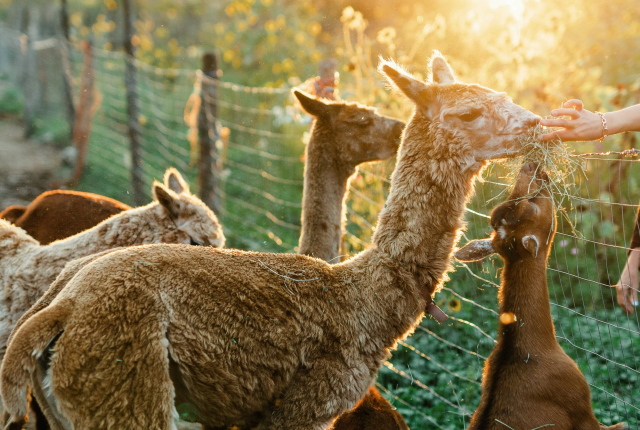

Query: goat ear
293;90;332;118
379;59;436;118
153;182;180;219
454;239;495;262
430;51;456;84
522;235;539;258
163;167;189;194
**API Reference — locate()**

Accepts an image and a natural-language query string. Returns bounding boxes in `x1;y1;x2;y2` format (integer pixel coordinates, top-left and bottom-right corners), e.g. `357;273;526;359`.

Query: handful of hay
492;123;586;236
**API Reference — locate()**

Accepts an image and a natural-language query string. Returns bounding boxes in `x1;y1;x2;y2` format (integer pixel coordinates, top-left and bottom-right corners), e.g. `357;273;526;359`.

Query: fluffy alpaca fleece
9;93;405;430
294;90;404;262
0;168;224;365
0;190;131;245
1;52;539;430
455;164;627;430
294;90;407;430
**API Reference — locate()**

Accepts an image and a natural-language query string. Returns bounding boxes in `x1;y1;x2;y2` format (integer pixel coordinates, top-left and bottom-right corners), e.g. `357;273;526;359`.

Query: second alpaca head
293;90;405;171
146;168;225;248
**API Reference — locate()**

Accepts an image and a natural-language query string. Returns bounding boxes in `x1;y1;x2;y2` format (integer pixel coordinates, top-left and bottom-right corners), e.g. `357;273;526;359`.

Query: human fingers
539;129;578;142
615;284;630;314
539;118;570;128
549;108;581;119
630;270;639;309
562;99;583;111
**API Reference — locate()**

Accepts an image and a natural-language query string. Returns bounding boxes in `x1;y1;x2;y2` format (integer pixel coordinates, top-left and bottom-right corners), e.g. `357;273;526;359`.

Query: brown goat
0;190;131;245
455;163;627;430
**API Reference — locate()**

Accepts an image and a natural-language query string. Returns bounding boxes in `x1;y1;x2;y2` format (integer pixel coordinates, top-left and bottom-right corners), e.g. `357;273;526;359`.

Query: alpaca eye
189;238;203;246
459;111;481;122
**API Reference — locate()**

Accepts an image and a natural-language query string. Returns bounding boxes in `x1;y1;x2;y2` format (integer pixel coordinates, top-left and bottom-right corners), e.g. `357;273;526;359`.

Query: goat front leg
256;358;372;430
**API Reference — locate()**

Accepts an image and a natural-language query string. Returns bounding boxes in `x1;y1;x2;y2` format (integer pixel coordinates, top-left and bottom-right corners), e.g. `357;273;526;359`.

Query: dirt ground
0;118;61;211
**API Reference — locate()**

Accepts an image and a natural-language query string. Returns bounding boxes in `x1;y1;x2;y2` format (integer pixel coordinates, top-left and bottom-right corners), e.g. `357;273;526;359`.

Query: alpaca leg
31;398;51;430
258;358;371;430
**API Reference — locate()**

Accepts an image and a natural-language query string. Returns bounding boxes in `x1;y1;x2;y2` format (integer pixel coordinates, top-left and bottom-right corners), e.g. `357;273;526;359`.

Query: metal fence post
122;0;144;205
198;52;221;214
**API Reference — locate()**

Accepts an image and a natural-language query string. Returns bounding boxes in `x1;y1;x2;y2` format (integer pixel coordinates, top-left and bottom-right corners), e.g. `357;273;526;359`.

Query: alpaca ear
522;235;539;258
379;59;436;118
430;51;456;84
454;239;495;262
153;182;180;219
164;168;189;194
293;90;332;118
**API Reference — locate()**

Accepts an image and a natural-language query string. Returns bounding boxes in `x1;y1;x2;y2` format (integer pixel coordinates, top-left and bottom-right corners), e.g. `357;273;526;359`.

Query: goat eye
459;111;481;122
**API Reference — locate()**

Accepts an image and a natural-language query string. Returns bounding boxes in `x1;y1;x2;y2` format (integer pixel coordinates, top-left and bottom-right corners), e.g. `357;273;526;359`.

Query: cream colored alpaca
1;52;539;430
0;168;224;365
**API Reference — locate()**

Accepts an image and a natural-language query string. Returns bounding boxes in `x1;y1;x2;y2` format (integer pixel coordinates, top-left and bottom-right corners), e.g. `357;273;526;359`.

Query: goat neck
497;254;557;353
298;120;356;262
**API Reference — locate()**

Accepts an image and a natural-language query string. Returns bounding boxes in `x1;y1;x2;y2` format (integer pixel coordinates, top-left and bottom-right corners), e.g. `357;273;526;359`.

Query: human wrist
602;112;620;136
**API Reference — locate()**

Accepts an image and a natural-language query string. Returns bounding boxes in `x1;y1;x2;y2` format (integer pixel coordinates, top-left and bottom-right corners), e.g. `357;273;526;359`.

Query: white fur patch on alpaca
498;226;507;239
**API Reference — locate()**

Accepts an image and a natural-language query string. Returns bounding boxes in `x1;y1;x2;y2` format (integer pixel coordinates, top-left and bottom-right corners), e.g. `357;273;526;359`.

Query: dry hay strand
489;123;586;241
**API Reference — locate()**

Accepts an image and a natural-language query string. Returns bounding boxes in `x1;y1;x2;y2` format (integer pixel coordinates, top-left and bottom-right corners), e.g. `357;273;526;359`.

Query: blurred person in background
540;100;640;314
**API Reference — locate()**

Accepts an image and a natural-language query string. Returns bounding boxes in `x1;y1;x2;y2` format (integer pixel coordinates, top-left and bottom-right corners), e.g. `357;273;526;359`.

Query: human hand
613;250;639;314
539;99;604;142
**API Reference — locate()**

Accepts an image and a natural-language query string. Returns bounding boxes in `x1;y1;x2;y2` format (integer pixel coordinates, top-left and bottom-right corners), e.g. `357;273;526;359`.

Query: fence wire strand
1;29;639;430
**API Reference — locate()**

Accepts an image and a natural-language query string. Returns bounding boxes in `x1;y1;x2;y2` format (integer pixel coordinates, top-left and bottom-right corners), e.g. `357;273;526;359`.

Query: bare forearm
603;104;640;135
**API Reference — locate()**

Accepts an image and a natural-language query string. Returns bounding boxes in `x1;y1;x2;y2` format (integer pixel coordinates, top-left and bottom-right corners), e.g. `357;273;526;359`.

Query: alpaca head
455;163;556;263
150;168;225;247
379;52;540;174
293;90;405;172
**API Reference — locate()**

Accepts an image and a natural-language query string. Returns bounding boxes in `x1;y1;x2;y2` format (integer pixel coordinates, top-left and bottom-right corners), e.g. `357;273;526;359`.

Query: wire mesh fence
0;29;639;430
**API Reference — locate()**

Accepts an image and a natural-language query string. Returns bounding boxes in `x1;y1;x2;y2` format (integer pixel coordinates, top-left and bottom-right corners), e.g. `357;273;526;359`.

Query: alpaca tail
0;302;71;420
601;422;629;430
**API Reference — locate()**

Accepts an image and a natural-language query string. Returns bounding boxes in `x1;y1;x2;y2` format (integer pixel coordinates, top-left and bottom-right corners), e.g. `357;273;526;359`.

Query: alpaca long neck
497;258;556;352
371;140;477;290
298;125;354;262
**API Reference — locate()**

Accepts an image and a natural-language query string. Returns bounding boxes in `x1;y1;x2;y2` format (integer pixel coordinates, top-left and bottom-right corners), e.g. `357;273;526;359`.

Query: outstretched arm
540;100;640;142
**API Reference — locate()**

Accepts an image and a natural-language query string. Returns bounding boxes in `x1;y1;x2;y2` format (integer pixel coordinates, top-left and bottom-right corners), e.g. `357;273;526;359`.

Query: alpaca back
4;190;131;245
0;169;224;365
0;220;39;257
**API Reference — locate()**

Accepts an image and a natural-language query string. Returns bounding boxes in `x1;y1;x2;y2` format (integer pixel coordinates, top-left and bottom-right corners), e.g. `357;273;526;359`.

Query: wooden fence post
59;0;76;135
198;52;221;214
22;7;42;138
122;0;144;205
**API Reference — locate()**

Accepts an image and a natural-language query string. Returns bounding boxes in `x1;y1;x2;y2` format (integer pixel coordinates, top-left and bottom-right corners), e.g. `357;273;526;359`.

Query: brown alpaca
0;191;131;245
294;90;408;430
0;207;26;224
1;52;539;430
455;163;627;430
294;90;404;262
